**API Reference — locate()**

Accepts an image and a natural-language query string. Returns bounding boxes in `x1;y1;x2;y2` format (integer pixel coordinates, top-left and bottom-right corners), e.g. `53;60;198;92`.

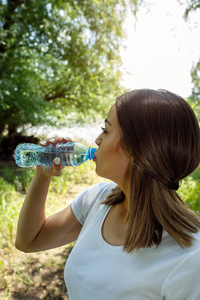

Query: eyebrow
105;118;112;126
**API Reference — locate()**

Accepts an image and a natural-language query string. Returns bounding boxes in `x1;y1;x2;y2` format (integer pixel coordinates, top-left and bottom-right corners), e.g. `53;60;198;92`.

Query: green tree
182;0;200;18
180;0;200;115
0;0;141;137
187;61;200;121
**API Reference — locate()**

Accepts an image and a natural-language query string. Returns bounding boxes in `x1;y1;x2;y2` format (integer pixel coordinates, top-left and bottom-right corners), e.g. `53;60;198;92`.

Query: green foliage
179;167;200;215
187;92;200;122
0;0;139;136
181;0;200;117
0;177;22;249
188;61;200;118
180;0;200;18
0;164;35;191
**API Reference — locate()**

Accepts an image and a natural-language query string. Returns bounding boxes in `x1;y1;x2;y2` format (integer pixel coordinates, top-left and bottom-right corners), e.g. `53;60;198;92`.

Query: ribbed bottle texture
14;142;96;168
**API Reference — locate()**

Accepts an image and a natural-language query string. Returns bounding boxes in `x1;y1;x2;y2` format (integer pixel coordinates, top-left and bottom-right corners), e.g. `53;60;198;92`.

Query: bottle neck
88;147;96;160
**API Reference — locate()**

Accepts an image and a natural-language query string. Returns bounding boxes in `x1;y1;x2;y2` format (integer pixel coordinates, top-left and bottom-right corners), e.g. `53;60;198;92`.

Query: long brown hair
104;89;200;252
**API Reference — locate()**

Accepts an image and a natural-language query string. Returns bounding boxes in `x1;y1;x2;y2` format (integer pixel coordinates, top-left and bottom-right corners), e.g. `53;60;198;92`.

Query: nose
95;133;102;146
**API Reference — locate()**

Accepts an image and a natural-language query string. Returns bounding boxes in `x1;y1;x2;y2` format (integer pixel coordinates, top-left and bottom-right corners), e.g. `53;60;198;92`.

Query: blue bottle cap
89;147;97;160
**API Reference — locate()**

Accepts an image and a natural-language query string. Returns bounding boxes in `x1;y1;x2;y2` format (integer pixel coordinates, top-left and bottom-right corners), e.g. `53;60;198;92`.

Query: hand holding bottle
37;137;72;178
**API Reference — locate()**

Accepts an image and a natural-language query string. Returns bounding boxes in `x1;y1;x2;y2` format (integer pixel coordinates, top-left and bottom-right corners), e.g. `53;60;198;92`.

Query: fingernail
49;138;55;143
54;157;61;165
40;140;47;145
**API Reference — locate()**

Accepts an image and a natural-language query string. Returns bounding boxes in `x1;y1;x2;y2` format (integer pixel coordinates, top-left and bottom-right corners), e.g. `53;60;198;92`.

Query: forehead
107;104;117;122
106;104;122;134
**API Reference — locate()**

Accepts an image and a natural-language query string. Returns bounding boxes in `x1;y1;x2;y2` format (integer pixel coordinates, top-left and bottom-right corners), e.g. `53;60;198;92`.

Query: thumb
54;157;61;167
52;157;62;176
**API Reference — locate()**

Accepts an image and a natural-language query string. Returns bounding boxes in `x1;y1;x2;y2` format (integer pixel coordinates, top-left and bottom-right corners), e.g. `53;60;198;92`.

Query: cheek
117;148;132;174
120;157;131;175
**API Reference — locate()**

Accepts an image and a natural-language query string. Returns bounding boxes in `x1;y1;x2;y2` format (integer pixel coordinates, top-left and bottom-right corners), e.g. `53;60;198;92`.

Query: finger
39;140;48;147
39;138;51;147
39;137;73;147
41;157;62;177
49;137;73;143
52;157;62;176
54;157;61;166
63;137;73;142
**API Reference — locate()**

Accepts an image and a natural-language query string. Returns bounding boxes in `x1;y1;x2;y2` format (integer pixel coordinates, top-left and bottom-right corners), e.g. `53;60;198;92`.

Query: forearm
15;137;79;252
15;167;52;251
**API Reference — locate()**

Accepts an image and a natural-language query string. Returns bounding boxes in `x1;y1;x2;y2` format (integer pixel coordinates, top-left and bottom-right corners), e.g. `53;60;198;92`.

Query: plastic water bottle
14;142;96;168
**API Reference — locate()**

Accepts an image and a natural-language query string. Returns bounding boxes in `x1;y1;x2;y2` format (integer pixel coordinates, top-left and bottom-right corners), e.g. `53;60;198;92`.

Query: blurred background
0;0;200;299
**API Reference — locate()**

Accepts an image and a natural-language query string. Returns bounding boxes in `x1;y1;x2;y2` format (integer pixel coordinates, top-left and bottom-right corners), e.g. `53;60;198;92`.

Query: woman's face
94;104;131;187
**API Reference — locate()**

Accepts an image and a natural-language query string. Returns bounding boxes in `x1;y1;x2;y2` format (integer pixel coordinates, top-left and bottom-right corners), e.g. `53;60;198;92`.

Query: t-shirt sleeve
161;248;200;300
71;182;115;225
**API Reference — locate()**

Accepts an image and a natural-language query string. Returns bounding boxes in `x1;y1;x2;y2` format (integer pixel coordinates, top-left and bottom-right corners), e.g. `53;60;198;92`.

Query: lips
93;150;98;161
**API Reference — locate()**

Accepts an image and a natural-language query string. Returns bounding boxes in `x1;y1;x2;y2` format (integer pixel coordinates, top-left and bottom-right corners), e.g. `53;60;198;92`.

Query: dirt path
1;245;71;299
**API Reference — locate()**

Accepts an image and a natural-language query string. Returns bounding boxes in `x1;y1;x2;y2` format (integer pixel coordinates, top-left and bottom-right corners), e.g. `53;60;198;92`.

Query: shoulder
76;182;116;208
86;182;117;198
193;230;200;244
161;231;200;299
71;182;116;225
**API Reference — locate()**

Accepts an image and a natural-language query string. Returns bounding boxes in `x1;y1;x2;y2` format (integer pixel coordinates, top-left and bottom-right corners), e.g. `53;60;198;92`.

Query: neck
119;196;129;222
116;181;131;222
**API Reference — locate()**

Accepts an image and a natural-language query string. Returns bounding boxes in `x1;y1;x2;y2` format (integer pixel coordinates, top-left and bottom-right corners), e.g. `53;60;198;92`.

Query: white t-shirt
64;182;200;300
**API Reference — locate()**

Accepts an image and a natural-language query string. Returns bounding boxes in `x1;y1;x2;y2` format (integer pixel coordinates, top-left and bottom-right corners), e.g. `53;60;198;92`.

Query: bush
179;167;200;215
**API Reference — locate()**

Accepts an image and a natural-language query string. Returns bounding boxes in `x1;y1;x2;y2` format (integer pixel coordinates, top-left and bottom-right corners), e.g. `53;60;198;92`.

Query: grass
0;160;200;298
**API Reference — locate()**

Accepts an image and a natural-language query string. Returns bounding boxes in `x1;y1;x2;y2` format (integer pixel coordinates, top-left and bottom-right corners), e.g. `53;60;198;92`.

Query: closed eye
101;127;108;134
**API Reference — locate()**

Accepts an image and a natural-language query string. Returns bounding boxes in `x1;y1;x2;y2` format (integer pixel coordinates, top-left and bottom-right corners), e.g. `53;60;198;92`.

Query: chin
95;168;106;179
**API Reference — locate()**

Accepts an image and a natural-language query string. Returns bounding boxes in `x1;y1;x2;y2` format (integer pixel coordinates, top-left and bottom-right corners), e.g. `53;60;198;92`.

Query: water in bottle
14;142;96;167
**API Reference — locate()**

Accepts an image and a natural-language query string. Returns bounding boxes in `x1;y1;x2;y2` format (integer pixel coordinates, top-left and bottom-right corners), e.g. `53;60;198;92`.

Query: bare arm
15;138;82;253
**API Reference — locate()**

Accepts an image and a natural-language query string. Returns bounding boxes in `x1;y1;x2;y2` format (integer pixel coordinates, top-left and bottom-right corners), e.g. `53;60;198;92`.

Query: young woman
15;89;200;299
